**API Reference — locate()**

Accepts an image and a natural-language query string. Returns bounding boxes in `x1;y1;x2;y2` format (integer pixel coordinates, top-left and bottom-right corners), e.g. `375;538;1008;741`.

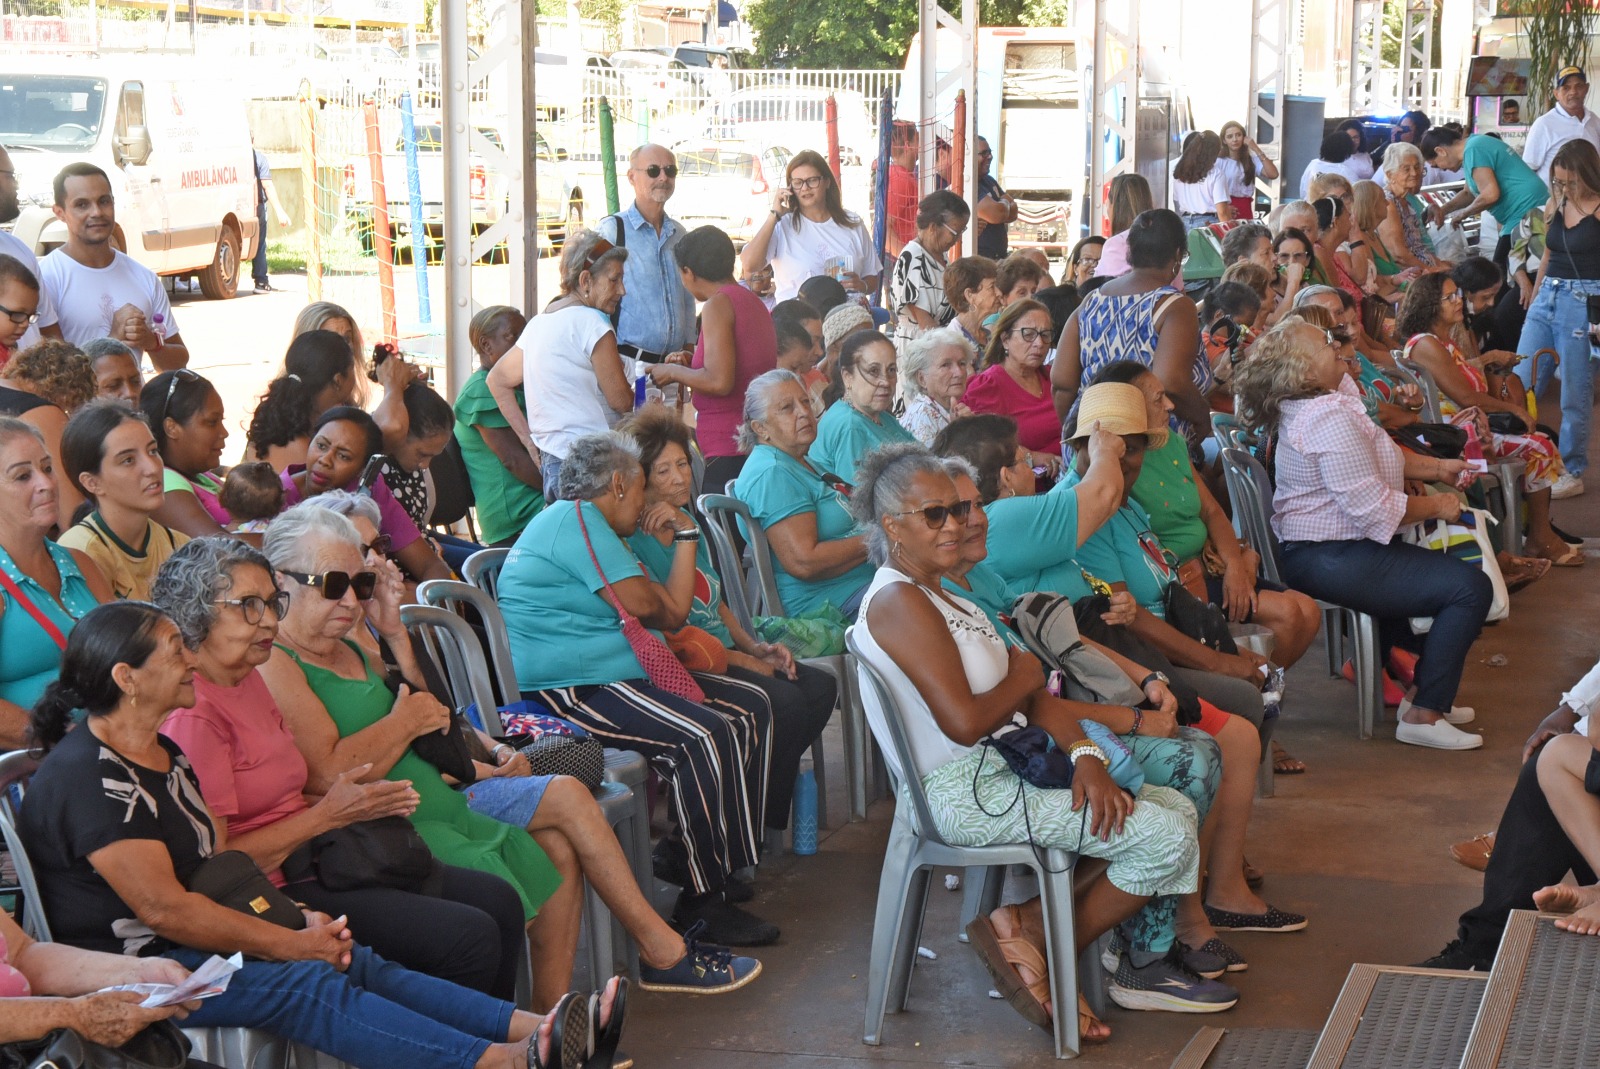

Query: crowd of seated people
2;118;1597;1062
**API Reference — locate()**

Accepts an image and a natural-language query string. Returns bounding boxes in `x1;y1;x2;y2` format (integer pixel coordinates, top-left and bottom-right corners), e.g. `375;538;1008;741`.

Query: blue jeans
1515;276;1600;476
165;943;514;1069
252;201;270;285
1280;538;1491;712
1181;212;1219;232
541;454;563;502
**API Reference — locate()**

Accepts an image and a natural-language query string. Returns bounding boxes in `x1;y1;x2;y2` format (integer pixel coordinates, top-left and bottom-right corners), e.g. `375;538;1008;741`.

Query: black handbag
1390;421;1466;459
380;667;485;784
0;1022;191;1069
1070;594;1204;726
281;817;443;896
185;851;306;931
1161;582;1239;655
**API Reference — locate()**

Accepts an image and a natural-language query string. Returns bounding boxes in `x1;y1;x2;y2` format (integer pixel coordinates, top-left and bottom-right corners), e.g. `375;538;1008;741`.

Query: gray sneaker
1108;946;1240;1013
1099;929;1224;979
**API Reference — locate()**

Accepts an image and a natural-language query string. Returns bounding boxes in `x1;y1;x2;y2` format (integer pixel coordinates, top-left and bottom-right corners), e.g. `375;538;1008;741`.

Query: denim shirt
599;204;698;356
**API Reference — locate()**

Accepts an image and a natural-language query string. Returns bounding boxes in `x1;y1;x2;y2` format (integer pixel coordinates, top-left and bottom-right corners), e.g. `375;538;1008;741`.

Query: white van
1;58;258;299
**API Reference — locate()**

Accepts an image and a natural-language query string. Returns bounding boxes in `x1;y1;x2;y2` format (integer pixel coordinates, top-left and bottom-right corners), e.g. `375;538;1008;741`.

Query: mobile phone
368;342;399;383
357;454;389;493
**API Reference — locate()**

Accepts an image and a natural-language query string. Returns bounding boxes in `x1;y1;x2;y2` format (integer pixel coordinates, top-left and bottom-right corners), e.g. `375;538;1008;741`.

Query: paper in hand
102;952;242;1008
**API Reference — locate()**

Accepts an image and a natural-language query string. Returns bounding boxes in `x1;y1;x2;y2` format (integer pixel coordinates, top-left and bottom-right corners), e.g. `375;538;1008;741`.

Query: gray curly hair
263;500;362;573
900;328;977;401
846;442;953;565
297;488;383;530
939;454;979;486
559;431;643;501
559;229;630;294
737;368;806;453
150;537;276;648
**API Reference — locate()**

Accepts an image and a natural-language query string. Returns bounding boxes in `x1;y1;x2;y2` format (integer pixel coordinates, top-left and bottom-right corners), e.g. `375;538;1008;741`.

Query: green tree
747;0;1067;69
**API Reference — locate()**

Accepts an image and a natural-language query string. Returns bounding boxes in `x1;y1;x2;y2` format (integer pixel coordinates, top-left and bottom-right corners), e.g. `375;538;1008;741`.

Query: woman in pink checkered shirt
1233;319;1493;751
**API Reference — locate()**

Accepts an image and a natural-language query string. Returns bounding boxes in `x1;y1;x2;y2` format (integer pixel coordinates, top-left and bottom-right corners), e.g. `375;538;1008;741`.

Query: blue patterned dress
1072;286;1214;443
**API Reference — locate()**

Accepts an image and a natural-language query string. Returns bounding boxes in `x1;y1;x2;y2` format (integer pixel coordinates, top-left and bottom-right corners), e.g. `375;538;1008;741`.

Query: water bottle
151;313;166;351
791;762;818;856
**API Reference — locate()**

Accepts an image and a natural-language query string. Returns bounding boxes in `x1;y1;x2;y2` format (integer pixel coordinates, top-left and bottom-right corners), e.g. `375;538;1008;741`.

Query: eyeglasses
893;500;974;528
790;176;825;190
0;170;14;180
280;569;378;601
1007;327;1050;344
941;221;966;240
160;368;201;426
1442;290;1463;303
853;362;898;385
0;303;39;327
361;534;393;558
214;591;291;625
640;163;678;179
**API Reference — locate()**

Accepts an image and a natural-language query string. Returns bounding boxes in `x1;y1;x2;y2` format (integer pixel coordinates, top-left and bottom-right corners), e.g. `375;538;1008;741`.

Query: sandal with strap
1272;741;1307;775
1078;993;1111;1044
965;906;1052;1030
584;977;627;1069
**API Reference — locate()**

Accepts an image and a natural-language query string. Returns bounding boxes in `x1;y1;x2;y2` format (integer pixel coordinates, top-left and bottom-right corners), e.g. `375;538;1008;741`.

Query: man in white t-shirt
1523;66;1600;182
39;163;189;370
0;144;63;356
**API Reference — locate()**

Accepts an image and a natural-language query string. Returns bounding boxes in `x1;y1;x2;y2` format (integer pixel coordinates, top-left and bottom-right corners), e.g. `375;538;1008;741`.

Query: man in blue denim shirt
597;144;698;365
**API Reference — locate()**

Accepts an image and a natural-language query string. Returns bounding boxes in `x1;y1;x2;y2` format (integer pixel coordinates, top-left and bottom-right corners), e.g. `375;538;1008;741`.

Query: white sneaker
1552;473;1585;500
1396;718;1484;750
1398;697;1474;724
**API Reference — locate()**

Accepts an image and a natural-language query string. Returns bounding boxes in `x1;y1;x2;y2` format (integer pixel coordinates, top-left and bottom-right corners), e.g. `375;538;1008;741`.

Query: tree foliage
746;0;1067;69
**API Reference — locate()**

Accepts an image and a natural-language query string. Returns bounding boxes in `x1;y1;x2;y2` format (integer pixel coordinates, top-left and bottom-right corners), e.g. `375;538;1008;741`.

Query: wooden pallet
1460;909;1600;1069
1306;964;1485;1069
1169;1026;1319;1069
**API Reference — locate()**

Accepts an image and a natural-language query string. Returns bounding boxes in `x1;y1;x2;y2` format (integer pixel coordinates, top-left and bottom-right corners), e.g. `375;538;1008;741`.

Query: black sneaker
723;872;755;905
1415;938;1492;972
1107;946;1239;1013
254;280;274;293
652;839;690;887
672;895;780;947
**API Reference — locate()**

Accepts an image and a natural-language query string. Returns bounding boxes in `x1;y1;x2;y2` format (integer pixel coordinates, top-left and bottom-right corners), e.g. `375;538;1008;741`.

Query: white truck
1;57;258;299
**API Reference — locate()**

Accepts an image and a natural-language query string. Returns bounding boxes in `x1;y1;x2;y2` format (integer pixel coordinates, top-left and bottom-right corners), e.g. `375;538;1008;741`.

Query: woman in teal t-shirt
732;370;874;618
809;331;916;482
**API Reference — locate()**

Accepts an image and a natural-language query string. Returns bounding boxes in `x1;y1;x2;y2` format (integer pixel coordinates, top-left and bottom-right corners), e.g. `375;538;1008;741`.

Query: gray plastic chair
701;491;882;822
461;547;508;600
0;751;297;1069
1219;448;1385;740
402;597;645;982
1210;411;1254;451
844;631;1088;1059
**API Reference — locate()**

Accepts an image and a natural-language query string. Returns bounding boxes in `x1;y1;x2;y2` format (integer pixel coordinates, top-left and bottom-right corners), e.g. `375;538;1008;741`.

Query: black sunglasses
281;569;378;601
161;368;202;426
893;500;974;528
642;164;678;179
361;534;393;558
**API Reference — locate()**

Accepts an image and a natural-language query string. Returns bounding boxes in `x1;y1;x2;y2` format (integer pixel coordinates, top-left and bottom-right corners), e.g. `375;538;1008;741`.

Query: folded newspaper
101;952;242;1008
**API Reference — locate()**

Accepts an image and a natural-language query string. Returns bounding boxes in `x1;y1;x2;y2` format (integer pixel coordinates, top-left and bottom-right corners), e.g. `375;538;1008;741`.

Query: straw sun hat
1069;381;1169;447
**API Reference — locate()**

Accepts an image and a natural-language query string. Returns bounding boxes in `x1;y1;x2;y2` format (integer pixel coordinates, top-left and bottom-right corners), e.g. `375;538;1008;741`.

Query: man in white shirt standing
0;144;63;358
1522;65;1600;182
39;163;189;371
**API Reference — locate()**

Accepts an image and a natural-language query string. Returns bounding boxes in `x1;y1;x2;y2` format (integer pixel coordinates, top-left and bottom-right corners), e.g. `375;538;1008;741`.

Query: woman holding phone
739;150;882;303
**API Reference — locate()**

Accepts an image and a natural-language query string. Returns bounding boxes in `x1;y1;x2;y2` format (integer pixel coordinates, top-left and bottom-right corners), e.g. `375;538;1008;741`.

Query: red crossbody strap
0;566;69;651
575;503;633;623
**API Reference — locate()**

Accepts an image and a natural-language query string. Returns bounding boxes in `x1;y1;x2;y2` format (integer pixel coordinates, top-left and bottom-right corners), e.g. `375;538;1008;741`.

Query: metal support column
1250;0;1291;207
1399;0;1435;115
916;0;978;255
1090;0;1139;217
442;0;538;403
1348;0;1383;114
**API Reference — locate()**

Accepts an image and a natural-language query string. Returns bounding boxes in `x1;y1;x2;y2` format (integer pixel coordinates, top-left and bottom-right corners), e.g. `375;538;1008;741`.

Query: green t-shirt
1070;498;1178;619
499;500;655;690
452;368;545;545
809;401;917;484
733;443;874;617
1463;134;1549;229
983;483;1094;602
1127;431;1206;564
627;510;733;647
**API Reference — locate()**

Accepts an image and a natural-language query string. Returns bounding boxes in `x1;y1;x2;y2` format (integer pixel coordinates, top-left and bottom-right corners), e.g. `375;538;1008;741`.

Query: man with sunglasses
38;164;190;371
0;145;62;357
596;144;697;370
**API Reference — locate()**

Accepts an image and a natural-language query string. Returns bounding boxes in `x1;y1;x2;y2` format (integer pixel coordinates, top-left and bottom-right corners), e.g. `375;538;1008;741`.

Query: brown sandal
1078;993;1110;1044
1272;741;1307;775
965;906;1052;1031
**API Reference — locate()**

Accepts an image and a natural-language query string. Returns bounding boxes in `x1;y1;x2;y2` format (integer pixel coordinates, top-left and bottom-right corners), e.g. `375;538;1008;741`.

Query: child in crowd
220;461;286;533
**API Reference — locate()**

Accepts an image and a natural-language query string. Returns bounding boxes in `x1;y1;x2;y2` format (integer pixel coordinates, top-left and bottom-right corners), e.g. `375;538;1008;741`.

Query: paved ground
169;272;1600;1067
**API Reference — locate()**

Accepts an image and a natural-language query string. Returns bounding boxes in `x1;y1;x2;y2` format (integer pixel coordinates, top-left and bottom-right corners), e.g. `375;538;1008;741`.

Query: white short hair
1382;141;1424;179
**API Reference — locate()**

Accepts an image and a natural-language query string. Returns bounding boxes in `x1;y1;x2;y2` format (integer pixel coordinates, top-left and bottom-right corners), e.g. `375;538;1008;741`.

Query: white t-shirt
1172;162;1231;215
766;213;883;302
518;304;637;461
0;230;57;354
39;249;176;349
1300;158;1357;200
1219;153;1269;198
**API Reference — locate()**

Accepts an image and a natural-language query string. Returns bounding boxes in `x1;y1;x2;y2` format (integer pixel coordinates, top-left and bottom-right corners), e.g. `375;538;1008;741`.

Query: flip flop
1271;741;1307;775
1501;555;1551;592
584;977;628;1069
1548;548;1586;567
965;908;1053;1031
531;991;591;1069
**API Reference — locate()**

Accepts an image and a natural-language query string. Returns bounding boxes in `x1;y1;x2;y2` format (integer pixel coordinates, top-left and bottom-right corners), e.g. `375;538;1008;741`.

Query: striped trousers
521;673;773;895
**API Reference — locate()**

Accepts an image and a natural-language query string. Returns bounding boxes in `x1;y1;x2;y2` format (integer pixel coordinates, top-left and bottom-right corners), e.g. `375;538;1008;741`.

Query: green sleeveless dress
278;639;561;919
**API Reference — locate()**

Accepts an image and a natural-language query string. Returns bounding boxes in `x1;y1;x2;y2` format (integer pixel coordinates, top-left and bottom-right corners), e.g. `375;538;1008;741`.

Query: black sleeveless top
0;384;49;418
1545;211;1600;280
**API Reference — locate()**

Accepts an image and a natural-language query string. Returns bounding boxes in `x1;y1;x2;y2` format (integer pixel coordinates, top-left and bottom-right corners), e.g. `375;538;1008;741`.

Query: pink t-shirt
1096;231;1184;287
161;670;312;886
279;466;424;552
0;933;31;997
693;284;778;458
961;363;1063;454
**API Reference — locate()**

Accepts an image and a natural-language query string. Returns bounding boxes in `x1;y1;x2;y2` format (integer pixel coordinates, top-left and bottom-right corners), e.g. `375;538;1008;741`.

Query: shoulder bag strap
606;214;626;331
575;504;631;622
0;566;68;651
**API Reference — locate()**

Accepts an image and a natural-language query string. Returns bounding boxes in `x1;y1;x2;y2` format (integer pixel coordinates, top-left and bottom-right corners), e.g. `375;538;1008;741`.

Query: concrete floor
624;475;1600;1066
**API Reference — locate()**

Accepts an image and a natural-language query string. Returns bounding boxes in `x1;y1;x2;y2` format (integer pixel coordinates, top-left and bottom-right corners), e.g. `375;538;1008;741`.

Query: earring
892;540;902;557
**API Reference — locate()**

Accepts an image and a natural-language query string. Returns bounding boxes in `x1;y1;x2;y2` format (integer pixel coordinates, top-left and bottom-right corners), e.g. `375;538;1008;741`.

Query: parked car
411;41;486;107
608;50;699;112
698;86;873;166
669;137;791;244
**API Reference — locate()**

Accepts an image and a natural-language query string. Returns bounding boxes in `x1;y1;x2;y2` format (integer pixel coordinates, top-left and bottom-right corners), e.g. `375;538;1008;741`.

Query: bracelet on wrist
1068;741;1108;768
673;528;701;543
1130;707;1144;736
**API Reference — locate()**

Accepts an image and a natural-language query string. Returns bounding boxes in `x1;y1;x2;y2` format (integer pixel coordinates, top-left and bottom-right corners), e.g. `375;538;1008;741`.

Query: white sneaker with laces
1552;473;1585;500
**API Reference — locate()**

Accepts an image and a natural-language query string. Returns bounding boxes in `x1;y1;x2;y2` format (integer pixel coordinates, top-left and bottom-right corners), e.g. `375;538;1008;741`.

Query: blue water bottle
791;762;818;855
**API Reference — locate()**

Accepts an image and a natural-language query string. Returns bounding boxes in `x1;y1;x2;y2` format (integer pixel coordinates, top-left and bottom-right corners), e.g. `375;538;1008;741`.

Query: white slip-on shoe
1398;697;1474;724
1396;718;1483;750
1552;473;1585;500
